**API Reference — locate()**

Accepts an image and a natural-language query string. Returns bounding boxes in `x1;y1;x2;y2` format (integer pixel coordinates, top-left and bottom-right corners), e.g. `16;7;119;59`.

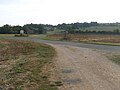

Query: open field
47;34;120;46
0;39;57;90
83;25;120;31
0;34;15;37
0;34;46;37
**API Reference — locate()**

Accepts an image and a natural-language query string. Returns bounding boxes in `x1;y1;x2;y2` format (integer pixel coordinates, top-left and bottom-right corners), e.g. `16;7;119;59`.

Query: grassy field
47;34;120;46
0;34;46;38
82;26;120;31
0;39;57;90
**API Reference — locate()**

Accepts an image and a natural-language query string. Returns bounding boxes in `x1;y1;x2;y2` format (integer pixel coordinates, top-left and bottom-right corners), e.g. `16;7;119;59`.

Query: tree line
0;22;120;34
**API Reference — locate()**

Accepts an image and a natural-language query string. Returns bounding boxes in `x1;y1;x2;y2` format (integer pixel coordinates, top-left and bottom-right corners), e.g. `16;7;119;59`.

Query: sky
0;0;120;26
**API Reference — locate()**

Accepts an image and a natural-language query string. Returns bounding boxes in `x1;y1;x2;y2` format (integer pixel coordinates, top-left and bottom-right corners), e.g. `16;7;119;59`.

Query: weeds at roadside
110;55;120;65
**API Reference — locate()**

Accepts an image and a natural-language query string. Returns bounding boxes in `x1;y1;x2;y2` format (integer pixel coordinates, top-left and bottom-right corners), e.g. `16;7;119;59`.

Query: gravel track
50;44;120;90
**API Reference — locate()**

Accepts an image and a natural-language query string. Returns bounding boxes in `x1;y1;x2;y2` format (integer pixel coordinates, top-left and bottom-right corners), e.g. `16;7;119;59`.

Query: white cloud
0;0;120;26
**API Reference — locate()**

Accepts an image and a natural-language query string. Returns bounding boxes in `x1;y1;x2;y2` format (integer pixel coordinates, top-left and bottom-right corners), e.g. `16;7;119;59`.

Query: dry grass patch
0;39;57;90
47;34;120;43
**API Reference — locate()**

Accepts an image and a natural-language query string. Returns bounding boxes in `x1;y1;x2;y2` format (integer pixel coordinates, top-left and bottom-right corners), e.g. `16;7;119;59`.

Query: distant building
20;30;24;34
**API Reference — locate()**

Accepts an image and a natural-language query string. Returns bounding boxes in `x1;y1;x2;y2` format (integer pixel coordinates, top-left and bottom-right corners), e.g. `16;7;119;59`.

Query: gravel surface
50;44;120;90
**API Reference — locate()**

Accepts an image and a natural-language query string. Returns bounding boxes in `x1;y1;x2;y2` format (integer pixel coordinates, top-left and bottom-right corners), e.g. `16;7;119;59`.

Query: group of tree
0;24;54;34
56;22;98;30
0;22;120;34
0;25;22;34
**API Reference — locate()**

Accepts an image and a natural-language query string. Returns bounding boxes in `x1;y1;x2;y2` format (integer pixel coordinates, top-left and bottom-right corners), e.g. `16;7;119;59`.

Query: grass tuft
110;55;120;65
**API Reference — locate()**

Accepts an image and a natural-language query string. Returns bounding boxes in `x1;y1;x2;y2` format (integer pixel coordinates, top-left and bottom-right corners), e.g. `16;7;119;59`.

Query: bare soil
50;44;120;90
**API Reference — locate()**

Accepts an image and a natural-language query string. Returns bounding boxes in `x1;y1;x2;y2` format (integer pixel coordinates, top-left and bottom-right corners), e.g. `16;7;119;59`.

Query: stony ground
50;44;120;90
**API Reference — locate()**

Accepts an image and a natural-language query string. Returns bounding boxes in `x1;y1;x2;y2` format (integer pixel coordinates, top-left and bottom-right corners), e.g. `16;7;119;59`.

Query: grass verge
80;42;120;46
0;39;57;90
41;36;120;46
110;55;120;65
41;37;61;41
42;34;120;46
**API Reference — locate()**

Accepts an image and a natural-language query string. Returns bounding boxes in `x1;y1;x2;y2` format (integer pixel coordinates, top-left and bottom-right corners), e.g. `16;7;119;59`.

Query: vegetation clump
110;55;120;65
14;34;29;37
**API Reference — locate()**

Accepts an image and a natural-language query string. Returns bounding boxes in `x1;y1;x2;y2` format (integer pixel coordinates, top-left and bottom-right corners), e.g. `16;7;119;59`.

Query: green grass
0;39;57;90
0;34;15;36
47;29;65;34
14;34;29;37
110;55;120;65
84;26;120;31
41;37;61;41
0;34;46;39
83;42;120;46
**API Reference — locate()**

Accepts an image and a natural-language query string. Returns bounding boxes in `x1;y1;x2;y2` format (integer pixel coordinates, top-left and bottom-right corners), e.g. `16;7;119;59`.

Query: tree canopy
0;22;120;34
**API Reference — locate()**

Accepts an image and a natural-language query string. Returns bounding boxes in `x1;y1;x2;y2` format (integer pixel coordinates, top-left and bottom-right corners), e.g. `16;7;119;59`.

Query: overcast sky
0;0;120;26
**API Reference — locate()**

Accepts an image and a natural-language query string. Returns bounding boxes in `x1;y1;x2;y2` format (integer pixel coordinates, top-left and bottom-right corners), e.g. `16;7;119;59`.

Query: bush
14;34;29;37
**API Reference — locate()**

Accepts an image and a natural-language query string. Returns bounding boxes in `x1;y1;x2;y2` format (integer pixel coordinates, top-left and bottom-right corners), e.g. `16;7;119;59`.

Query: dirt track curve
4;37;120;90
50;44;120;90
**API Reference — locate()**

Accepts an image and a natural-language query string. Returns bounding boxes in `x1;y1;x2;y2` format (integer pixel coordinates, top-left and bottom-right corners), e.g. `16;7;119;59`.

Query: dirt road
50;44;120;90
8;37;120;53
2;37;120;89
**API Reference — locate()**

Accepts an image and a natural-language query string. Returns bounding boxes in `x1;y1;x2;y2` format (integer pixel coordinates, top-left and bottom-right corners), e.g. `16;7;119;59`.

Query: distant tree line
0;22;120;34
56;22;99;30
0;24;22;34
0;24;53;34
